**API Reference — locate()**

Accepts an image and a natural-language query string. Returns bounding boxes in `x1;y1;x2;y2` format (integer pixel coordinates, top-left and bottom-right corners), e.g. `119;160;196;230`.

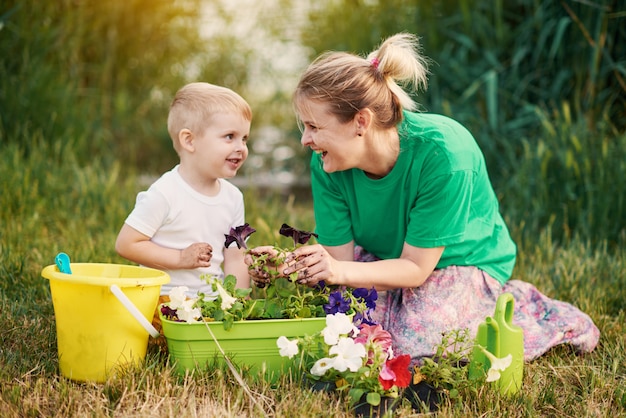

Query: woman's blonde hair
294;33;429;129
167;82;252;152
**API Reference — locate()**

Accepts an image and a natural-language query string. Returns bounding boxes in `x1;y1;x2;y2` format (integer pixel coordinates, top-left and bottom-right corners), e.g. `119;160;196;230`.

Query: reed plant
502;105;626;247
301;0;626;245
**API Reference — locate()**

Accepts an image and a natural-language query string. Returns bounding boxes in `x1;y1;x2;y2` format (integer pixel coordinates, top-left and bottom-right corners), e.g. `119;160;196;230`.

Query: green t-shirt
310;111;516;284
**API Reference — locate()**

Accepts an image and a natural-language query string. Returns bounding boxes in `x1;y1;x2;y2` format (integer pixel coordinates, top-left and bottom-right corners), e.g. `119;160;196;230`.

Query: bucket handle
110;285;160;338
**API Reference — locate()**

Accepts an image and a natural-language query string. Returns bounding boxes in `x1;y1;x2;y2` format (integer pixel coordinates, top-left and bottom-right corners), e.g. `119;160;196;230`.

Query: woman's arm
284;242;444;291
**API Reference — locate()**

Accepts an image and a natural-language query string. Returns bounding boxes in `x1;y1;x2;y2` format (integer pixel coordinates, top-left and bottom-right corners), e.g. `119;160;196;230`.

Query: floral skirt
355;248;600;363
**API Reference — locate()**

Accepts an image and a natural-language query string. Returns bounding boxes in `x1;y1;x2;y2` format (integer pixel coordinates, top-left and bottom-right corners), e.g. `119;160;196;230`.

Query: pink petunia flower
355;324;393;364
355;324;393;351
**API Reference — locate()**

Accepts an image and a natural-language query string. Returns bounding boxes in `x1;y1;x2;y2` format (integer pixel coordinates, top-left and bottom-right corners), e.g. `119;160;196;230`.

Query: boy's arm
223;246;251;288
115;223;212;271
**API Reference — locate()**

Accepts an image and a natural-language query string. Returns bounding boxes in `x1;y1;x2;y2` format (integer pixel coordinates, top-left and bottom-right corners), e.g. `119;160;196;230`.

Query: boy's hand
244;246;286;287
180;242;213;268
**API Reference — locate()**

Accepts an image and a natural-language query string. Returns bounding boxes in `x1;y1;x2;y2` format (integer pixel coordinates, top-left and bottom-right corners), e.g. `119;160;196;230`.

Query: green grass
1;141;625;417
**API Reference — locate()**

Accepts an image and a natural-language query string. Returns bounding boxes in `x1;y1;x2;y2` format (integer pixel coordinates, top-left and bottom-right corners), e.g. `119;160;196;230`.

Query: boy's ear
178;128;194;151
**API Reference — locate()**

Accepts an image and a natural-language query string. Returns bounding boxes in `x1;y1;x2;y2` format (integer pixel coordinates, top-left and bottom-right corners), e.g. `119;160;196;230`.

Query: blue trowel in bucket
55;252;72;274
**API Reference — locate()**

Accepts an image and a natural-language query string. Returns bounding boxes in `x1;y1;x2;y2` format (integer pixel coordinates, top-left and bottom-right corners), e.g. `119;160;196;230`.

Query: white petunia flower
322;313;359;345
168;286;190;309
207;277;237;310
177;306;202;323
328;337;367;372
310;357;335;376
217;286;237;310
276;336;299;358
480;347;513;382
173;298;201;323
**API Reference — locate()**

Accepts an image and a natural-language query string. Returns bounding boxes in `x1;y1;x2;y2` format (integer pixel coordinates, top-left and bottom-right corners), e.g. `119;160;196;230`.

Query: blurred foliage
0;0;308;179
0;0;256;173
0;0;624;246
300;0;625;135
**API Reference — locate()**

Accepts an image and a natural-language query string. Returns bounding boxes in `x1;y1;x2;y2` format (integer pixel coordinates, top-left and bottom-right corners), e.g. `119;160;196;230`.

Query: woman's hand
283;244;341;286
282;242;443;290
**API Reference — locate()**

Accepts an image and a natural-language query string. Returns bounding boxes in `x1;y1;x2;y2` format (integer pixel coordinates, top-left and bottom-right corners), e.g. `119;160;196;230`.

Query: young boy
116;82;251;299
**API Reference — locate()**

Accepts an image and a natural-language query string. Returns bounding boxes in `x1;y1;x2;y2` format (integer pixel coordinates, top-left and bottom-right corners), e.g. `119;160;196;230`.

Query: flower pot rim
158;303;327;325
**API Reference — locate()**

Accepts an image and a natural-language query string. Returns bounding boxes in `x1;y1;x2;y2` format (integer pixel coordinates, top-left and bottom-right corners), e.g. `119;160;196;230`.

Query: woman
248;33;599;362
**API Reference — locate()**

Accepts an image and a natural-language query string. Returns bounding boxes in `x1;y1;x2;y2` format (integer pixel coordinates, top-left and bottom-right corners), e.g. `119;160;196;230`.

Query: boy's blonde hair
167;82;252;152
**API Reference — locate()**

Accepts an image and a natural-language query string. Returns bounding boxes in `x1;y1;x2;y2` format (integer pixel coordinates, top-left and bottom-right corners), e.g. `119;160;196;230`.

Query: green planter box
160;307;325;382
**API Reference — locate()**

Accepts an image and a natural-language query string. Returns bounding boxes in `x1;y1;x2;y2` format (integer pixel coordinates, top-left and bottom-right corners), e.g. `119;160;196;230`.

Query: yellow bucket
41;263;170;382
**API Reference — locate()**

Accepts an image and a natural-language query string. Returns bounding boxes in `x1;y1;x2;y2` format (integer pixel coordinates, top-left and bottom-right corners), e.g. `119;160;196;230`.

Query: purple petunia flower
161;304;185;322
224;223;256;249
364;288;378;310
352;311;379;327
324;290;351;314
353;287;378;310
279;223;318;246
361;311;379;326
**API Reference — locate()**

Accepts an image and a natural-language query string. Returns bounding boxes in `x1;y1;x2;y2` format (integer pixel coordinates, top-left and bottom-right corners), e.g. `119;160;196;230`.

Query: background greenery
1;0;625;416
2;0;624;245
302;0;626;246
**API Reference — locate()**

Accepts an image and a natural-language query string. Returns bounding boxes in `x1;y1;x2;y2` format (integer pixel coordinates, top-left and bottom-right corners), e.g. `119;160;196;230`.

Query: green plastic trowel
469;292;524;395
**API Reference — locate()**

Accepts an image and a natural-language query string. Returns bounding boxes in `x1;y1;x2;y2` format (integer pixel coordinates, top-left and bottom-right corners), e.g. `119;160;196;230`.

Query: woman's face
298;100;361;173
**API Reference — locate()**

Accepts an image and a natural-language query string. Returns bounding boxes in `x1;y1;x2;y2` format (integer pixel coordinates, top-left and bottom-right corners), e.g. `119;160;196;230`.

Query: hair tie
371;57;380;70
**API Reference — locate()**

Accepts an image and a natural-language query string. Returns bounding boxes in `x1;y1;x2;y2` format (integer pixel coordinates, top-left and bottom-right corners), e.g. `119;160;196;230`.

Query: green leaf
265;285;277;299
349;388;366;406
230;301;244;313
298;306;312;318
243;299;265;318
223;274;237;291
213;310;224;322
365;391;381;406
223;315;234;331
264;301;283;318
274;277;297;297
234;288;252;298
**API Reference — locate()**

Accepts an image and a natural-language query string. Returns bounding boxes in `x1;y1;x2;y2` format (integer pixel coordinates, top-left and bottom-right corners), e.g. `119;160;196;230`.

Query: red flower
378;354;412;390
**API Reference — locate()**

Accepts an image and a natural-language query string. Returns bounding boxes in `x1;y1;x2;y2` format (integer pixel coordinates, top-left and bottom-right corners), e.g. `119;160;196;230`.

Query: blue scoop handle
55;252;72;274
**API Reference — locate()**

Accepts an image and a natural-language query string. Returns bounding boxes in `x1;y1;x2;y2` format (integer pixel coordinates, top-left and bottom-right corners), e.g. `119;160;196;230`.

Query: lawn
1;140;624;417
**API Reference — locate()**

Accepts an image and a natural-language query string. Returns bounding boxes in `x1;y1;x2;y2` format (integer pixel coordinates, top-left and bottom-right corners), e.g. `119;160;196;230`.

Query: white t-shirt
124;165;245;296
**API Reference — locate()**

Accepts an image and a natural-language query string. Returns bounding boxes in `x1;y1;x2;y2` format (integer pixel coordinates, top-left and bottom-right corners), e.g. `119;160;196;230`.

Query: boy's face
191;112;250;180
